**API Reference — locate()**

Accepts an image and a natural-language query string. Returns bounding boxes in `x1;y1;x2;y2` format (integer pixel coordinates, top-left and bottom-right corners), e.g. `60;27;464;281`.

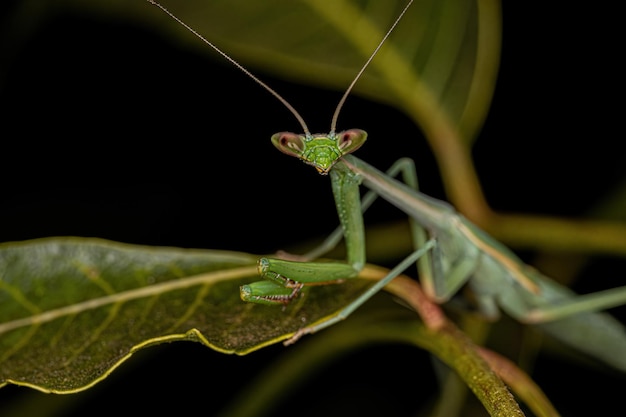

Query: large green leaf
0;238;372;393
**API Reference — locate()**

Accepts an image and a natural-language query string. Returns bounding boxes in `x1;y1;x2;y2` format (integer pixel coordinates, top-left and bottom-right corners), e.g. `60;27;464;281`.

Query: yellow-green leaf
0;238;372;393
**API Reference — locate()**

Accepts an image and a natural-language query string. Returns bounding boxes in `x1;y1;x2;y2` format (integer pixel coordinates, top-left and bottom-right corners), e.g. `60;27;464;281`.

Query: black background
0;2;625;416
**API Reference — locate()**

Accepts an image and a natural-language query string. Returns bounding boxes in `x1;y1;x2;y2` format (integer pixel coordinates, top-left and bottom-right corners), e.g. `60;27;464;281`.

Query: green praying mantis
148;0;626;370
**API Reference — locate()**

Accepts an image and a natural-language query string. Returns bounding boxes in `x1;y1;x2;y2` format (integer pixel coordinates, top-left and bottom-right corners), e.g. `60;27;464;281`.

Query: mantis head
271;129;368;174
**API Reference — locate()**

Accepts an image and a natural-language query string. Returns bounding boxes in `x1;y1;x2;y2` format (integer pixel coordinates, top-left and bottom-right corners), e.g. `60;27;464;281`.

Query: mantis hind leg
506;279;626;324
498;273;626;372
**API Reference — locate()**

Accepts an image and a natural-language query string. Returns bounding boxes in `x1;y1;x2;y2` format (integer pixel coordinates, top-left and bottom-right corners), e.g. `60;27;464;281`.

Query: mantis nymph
148;0;626;371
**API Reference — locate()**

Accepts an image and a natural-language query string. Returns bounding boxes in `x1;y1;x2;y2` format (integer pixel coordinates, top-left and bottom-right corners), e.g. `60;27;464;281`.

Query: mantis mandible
147;0;626;370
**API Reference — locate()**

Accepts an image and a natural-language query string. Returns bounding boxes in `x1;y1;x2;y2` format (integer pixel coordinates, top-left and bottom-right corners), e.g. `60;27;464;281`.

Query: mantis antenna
147;0;413;137
146;0;310;135
330;0;413;135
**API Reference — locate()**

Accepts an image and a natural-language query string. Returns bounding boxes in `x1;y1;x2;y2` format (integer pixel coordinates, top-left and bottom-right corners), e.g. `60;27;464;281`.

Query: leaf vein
0;266;257;336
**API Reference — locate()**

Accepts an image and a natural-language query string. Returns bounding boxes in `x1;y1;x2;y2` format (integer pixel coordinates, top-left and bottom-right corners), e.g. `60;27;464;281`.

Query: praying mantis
147;0;626;371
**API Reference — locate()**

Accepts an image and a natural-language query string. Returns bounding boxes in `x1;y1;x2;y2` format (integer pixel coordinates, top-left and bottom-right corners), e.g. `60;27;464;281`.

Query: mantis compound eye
336;129;367;155
271;132;306;158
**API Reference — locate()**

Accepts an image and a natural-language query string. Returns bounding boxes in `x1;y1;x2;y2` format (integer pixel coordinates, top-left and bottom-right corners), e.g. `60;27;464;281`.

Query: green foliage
1;1;625;416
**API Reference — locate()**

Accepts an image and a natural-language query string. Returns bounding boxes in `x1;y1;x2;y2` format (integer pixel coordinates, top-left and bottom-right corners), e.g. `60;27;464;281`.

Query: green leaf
0;238;372;393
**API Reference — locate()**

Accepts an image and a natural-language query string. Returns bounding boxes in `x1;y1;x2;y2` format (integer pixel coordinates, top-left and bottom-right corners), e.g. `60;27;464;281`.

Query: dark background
0;2;625;416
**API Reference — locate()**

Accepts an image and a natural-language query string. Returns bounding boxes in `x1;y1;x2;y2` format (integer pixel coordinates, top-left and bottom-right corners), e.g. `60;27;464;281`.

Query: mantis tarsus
148;0;626;370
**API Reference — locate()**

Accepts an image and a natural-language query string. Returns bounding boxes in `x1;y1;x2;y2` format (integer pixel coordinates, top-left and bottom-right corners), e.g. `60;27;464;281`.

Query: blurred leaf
139;0;500;144
0;238;372;393
3;0;499;143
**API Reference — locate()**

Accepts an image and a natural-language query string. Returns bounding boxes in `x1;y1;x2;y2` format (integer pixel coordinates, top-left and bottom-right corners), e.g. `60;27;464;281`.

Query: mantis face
271;129;368;174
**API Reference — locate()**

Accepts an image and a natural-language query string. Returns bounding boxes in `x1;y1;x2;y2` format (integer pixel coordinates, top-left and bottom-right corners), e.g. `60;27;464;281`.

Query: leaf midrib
0;266;257;335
